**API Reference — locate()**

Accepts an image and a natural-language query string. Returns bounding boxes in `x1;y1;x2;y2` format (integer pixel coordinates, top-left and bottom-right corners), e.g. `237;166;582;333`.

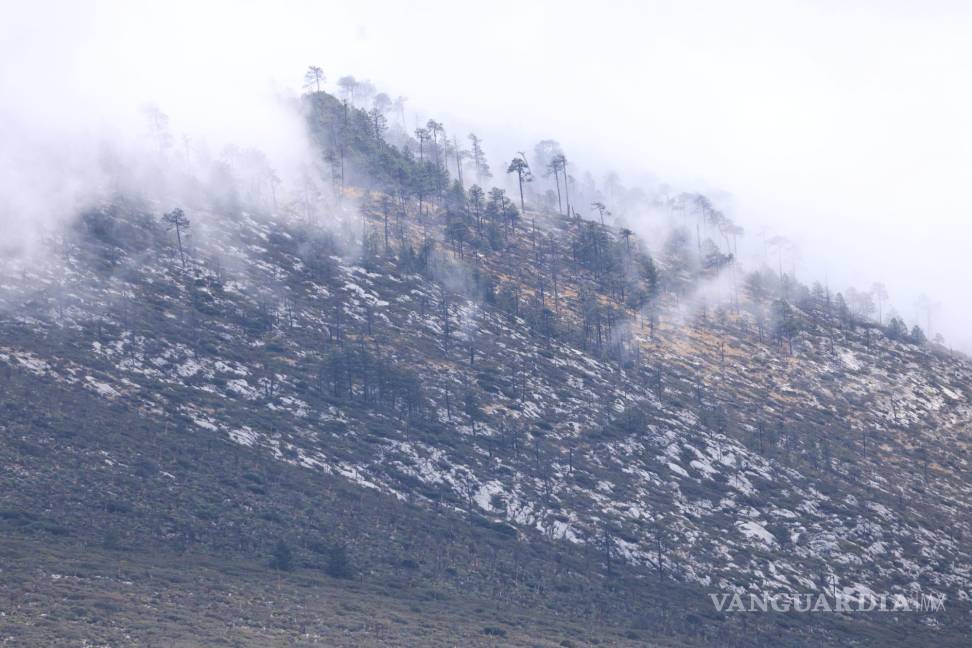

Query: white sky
3;1;972;348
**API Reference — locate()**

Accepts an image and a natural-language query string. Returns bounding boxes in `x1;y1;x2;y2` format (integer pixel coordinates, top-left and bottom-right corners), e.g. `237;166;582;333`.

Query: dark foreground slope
1;360;965;647
0;368;738;648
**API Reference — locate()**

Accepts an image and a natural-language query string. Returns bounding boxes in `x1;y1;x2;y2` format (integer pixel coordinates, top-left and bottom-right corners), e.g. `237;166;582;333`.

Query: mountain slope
1;90;971;646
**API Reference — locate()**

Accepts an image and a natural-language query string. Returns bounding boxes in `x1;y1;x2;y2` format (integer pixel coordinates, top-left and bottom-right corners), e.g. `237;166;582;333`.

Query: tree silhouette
468;133;491;184
468;184;485;232
451;136;468;187
303;66;325;93
559;153;571;217
506;153;532;210
369;94;392;146
546;156;564;214
426;120;445;187
619;227;633;254
161;208;190;269
591;201;610;225
414;127;429;161
337;75;358;104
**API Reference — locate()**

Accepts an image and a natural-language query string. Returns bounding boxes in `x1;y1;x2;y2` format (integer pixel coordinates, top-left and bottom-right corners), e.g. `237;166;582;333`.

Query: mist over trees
2;56;943;357
291;66;942;359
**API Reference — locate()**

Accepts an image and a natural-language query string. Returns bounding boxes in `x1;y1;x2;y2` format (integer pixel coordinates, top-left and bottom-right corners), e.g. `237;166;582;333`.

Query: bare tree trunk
454;136;463;188
562;160;571;217
175;224;185;269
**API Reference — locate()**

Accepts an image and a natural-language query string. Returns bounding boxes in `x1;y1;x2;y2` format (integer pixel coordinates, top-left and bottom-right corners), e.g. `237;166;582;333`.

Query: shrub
269;539;294;571
326;543;354;579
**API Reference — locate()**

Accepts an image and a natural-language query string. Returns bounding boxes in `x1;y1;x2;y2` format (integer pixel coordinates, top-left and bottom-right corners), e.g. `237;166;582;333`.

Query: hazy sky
3;1;972;348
